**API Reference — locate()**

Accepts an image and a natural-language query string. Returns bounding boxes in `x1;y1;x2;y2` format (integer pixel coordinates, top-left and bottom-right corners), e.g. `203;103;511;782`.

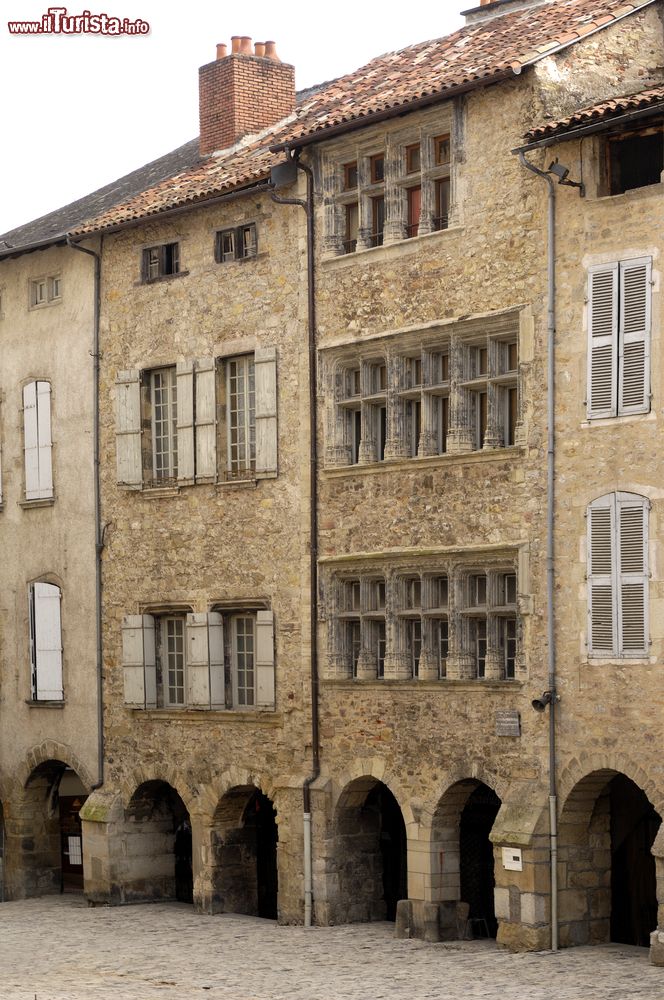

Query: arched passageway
460;783;501;937
15;761;88;897
211;786;278;918
332;777;407;924
558;770;661;948
125;780;192;903
430;779;501;939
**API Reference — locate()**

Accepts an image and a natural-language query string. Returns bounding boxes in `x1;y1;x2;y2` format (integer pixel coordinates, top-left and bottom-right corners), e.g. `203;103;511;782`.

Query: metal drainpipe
517;152;559;952
65;234;105;792
270;153;320;927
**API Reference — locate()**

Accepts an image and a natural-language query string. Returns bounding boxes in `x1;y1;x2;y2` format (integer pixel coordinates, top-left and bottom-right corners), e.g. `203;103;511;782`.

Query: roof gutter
514;100;664;153
65;180;275;241
0;233;68;261
269;68;517;153
65;234;105;792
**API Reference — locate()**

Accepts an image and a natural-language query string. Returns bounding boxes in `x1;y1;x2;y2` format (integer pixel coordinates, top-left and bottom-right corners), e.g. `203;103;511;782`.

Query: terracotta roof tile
525;84;664;140
73;0;654;236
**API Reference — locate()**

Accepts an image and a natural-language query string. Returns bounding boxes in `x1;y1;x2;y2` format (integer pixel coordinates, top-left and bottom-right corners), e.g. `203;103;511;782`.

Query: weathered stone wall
307;10;664;953
87;187;312;922
0;243;99;897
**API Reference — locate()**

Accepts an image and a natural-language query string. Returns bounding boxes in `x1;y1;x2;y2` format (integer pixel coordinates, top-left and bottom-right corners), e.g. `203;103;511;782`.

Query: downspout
270;153;319;927
65;234;105;792
516;153;558;952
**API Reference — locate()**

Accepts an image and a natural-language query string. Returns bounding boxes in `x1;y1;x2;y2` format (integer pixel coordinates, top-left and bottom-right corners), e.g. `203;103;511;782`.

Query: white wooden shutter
185;612;224;709
0;400;4;506
36;381;53;498
23;382;40;499
115;371;142;487
255;347;278;478
587;265;618;419
616;493;648;655
255;609;275;708
176;361;195;484
32;582;63;700
618;257;651;415
195;359;217;482
587;495;616;655
122;614;156;708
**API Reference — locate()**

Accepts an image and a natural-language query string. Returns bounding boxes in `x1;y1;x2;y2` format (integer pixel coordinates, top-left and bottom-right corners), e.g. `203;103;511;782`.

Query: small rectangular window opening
608;126;663;195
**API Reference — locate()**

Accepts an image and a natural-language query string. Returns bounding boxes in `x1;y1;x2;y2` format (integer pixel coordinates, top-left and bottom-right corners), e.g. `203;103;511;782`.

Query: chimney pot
199;36;295;154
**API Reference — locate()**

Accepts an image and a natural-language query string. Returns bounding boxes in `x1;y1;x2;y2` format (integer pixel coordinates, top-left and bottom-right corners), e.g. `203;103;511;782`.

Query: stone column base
650;929;664;966
395;899;470;942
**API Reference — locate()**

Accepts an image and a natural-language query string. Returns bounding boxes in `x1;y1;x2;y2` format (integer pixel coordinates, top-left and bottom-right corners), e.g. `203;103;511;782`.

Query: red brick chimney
199;38;296;155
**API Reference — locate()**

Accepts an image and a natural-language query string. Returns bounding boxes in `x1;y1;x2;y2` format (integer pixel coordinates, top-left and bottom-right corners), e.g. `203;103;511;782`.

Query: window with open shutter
23;380;53;500
255;609;275;707
587;258;651;419
115;371;142;487
195;359;217;482
30;582;63;700
618;258;651;414
254;347;278;478
186;612;224;709
587;492;648;656
176;361;194;484
122;615;156;708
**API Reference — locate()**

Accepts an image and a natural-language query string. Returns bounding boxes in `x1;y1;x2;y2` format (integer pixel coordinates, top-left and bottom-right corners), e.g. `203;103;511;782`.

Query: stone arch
419;763;508;840
557;765;662;949
558;752;664;819
16;742;94;794
202;783;280;919
324;771;408;925
423;775;502;939
122;778;193;904
118;763;198;819
197;766;277;824
330;758;414;830
6;750;91;899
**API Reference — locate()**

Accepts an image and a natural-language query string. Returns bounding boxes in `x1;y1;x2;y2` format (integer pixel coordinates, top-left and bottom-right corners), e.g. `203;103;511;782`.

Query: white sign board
502;846;523;871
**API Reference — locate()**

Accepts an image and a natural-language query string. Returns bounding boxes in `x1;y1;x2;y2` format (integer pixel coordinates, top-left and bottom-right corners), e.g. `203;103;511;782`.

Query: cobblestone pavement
0;896;662;1000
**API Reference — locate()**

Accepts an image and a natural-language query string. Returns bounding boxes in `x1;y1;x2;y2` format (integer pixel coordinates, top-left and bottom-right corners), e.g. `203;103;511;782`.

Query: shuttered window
587;492;649;656
116;352;277;487
123;609;274;710
23;380;53;500
29;582;63;700
587;258;651;418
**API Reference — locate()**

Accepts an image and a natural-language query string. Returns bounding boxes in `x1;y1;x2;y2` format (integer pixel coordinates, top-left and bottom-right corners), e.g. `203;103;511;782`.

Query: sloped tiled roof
0;139;204;256
525;84;664;140
5;0;656;244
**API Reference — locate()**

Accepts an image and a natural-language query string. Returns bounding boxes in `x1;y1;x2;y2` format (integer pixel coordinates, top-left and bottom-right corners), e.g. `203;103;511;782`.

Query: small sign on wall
495;710;521;737
502;846;523;872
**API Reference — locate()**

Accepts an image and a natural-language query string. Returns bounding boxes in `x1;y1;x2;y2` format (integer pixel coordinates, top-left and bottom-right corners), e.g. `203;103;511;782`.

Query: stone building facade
0;240;98;898
2;0;664;968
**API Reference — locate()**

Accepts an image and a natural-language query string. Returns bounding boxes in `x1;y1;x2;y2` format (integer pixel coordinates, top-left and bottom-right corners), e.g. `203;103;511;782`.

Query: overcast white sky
0;0;465;236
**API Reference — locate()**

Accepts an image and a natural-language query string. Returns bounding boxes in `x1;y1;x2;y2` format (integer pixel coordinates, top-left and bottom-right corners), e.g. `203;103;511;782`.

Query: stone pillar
321;156;344;258
446;342;474;454
383;136;404;245
356;157;373;251
483;615;503;680
81;791;126;905
418;388;438;457
383;354;408;461
418;133;434;237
